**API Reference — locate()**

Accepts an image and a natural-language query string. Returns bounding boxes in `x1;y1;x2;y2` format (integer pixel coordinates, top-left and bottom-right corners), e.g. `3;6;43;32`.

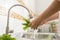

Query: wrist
36;16;42;24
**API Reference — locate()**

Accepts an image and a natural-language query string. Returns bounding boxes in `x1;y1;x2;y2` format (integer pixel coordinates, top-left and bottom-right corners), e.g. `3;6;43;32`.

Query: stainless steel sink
16;38;59;40
15;32;60;40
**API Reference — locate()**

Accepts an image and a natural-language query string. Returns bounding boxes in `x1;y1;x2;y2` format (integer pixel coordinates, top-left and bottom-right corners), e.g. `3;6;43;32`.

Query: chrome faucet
6;4;33;34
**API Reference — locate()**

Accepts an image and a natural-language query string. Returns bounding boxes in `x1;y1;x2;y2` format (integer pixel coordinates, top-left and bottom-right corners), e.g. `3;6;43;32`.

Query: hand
29;18;41;30
29;18;49;29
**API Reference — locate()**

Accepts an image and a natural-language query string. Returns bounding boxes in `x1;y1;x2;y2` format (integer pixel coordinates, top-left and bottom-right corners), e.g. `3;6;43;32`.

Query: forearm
44;12;58;21
37;0;60;24
41;12;59;24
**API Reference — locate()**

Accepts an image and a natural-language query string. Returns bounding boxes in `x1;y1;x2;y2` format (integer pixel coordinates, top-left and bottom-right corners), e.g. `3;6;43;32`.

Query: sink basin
37;39;59;40
16;38;59;40
14;32;60;40
16;38;31;40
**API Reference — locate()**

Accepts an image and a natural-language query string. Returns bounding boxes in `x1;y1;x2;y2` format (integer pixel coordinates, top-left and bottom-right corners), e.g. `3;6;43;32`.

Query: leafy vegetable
23;25;30;30
0;34;16;40
22;23;28;25
23;18;30;23
22;18;30;30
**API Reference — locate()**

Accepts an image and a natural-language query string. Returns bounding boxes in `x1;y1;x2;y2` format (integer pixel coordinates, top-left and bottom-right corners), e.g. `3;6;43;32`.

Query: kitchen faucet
6;4;33;34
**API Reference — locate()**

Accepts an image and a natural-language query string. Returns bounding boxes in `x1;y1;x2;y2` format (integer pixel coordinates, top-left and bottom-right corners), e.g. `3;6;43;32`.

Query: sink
16;38;59;40
14;32;60;40
37;39;59;40
16;38;31;40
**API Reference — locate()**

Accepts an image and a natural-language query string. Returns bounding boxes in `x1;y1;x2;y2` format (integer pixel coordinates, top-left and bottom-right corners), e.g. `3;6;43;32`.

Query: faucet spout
6;4;33;34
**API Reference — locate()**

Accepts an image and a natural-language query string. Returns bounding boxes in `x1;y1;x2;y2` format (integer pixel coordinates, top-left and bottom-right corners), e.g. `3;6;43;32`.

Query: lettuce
22;18;30;30
0;34;16;40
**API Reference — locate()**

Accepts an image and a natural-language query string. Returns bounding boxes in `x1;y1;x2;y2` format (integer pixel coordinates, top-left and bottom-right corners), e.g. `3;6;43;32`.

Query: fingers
29;22;38;30
29;17;49;30
29;18;40;30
